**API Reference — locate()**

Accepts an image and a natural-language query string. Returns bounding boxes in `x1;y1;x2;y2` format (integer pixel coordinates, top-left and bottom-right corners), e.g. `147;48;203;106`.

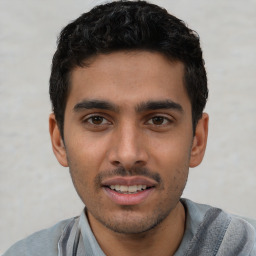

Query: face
50;51;208;235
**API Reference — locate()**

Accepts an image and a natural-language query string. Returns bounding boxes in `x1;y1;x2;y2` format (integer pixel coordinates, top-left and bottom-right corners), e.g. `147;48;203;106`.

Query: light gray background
1;0;256;253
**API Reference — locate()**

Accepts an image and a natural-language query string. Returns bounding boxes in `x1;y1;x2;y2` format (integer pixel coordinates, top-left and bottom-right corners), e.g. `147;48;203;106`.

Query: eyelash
83;115;111;126
146;116;172;126
82;114;173;128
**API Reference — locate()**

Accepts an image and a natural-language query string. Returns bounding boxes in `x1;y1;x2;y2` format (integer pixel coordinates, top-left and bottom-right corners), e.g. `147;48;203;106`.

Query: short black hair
49;0;208;138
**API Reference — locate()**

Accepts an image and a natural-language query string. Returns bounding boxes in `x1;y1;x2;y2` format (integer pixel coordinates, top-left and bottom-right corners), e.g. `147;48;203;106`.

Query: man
3;1;256;255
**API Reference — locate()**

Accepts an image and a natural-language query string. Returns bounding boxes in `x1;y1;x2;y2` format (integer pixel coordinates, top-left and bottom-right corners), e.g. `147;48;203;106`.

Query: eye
147;116;170;126
86;115;110;125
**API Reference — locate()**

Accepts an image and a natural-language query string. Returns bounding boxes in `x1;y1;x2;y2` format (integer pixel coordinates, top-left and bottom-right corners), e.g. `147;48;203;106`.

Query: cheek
66;133;110;171
65;135;112;203
151;136;192;168
149;134;191;191
66;148;101;207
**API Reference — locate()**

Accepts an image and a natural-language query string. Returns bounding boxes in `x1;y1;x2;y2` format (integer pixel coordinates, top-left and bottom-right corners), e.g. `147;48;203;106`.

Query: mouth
108;184;151;194
101;177;157;205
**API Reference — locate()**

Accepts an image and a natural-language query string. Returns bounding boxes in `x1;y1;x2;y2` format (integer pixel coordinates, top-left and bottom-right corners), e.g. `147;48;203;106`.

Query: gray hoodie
3;199;256;256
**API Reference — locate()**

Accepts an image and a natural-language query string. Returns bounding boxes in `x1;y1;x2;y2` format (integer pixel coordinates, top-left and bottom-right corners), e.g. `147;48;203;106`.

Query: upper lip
101;176;158;187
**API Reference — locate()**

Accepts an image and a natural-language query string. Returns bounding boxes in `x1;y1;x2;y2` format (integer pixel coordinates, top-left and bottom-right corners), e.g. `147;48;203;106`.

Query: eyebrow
73;99;119;112
136;100;183;113
73;99;183;113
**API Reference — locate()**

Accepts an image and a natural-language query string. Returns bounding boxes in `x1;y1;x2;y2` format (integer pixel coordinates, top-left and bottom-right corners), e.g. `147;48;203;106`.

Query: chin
96;207;172;235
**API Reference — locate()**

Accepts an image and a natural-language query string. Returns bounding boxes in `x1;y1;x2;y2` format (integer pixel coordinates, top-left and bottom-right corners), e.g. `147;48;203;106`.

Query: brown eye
92;116;103;124
151;116;166;125
88;116;108;125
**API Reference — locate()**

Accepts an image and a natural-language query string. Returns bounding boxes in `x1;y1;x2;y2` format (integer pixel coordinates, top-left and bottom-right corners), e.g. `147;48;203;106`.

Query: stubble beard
89;199;179;235
69;162;188;235
86;168;188;235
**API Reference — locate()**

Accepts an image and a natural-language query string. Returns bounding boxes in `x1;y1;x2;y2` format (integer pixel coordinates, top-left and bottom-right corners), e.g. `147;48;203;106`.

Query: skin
49;51;208;256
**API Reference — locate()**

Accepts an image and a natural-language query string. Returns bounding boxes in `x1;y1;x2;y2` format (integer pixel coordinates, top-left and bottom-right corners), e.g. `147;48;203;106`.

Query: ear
49;113;69;167
189;113;209;168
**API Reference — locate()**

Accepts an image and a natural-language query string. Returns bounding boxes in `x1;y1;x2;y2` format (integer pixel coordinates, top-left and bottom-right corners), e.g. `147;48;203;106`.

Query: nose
108;122;148;170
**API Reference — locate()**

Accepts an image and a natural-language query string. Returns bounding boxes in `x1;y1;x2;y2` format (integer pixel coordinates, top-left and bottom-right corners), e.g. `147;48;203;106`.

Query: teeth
128;185;137;193
120;185;128;192
109;184;148;194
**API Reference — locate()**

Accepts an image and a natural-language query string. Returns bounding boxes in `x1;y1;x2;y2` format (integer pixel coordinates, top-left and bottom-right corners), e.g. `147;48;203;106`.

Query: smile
109;184;148;194
101;177;157;205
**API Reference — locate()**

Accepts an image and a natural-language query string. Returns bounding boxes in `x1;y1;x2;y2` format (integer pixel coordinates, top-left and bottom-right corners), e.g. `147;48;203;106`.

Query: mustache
95;166;162;186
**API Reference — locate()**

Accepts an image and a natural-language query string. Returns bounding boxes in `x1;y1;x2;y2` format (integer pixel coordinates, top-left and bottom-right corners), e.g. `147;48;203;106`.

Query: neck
88;202;186;256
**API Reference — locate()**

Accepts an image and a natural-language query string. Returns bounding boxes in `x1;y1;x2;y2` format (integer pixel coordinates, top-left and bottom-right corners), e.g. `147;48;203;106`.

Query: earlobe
189;113;209;168
49;113;69;167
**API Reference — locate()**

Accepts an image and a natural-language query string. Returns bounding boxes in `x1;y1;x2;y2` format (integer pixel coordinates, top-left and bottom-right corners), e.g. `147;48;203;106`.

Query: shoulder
230;215;256;255
181;198;256;229
237;215;256;230
181;198;256;255
2;217;76;256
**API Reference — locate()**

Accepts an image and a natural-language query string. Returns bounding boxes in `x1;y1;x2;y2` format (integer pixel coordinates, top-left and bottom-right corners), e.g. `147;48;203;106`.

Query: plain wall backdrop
1;0;256;253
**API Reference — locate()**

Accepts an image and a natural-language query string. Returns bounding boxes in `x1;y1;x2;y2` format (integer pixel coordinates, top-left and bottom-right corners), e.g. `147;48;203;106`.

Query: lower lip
103;187;154;206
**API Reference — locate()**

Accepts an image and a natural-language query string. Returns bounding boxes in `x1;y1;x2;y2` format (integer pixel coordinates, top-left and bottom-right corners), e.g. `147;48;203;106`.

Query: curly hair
49;0;208;138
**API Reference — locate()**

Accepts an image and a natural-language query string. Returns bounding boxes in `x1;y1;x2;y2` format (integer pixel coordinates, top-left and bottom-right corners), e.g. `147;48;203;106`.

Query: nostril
111;160;122;167
135;160;147;166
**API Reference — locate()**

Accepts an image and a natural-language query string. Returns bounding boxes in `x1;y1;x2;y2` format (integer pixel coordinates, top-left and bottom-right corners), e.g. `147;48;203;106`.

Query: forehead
67;51;190;111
